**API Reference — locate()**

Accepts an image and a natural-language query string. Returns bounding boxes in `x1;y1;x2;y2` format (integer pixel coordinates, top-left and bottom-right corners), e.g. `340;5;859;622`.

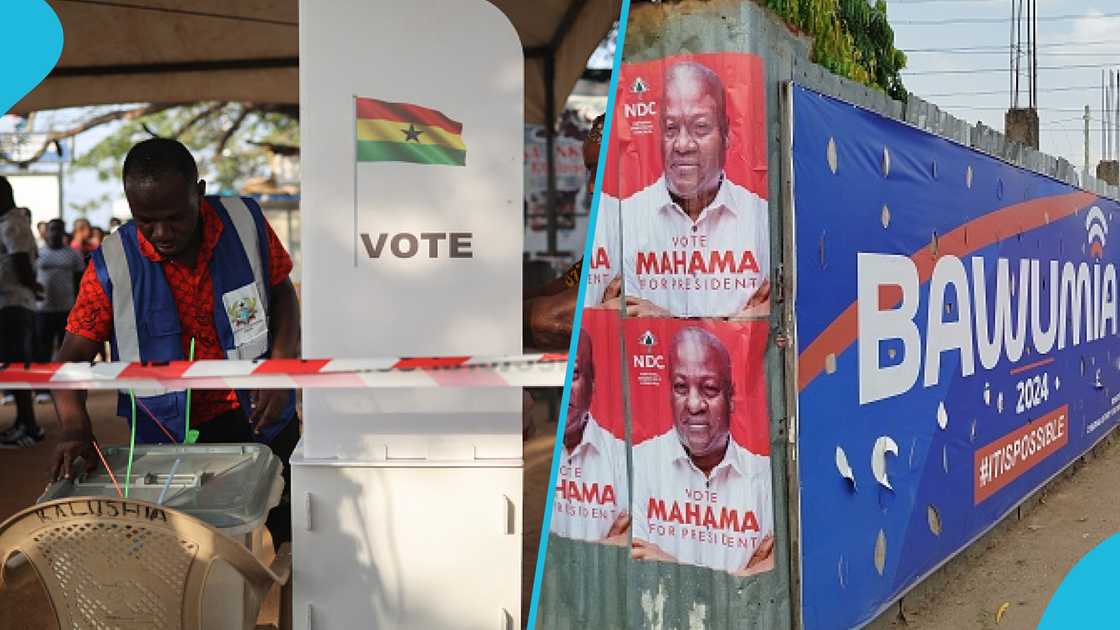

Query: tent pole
545;53;558;256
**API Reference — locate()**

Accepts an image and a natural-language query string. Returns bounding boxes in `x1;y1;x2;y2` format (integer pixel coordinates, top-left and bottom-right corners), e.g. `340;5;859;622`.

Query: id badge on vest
222;282;268;358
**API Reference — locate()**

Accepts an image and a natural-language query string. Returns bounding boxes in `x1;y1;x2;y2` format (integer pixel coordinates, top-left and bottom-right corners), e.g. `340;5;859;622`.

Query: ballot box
40;443;283;630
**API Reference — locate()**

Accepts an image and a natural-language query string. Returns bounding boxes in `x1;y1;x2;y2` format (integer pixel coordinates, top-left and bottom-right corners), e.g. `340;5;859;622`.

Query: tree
2;102;299;194
763;0;907;101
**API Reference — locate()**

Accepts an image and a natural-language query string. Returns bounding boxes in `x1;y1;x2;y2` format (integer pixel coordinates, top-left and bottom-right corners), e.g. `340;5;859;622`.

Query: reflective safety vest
90;195;295;444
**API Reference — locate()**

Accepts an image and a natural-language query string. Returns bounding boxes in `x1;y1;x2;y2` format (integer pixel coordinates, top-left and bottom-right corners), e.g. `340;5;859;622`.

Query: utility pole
1005;0;1039;149
1085;105;1092;178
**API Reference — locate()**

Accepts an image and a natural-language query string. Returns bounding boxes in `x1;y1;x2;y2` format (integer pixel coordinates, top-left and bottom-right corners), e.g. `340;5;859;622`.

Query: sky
888;0;1120;174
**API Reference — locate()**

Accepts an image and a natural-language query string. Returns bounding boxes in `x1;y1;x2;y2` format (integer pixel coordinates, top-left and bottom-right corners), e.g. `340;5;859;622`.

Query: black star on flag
401;124;424;142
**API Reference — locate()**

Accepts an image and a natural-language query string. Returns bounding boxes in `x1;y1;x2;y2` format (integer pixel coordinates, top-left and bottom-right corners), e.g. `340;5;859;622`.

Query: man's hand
51;432;96;481
602;274;622;301
623;296;670;318
249;389;292;435
525;287;578;351
631;538;677;563
729;279;771;320
602;511;631;546
734;534;775;577
598;295;671;318
51;333;102;482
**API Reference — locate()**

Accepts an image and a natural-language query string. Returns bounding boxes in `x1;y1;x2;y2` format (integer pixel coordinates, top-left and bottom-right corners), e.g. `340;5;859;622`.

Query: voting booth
294;0;524;628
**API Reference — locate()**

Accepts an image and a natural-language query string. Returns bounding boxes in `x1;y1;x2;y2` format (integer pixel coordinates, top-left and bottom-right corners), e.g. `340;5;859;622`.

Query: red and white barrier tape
0;354;569;390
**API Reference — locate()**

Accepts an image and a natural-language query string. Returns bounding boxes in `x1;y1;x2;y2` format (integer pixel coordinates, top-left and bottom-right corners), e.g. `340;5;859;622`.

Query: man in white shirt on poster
631;326;774;575
551;329;630;543
589;60;770;318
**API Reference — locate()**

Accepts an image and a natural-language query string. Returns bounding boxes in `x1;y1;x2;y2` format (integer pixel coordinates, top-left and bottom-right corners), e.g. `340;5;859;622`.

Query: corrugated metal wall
534;1;1120;629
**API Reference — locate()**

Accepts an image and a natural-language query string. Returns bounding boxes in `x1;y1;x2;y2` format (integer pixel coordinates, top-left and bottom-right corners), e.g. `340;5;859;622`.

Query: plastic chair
0;497;292;630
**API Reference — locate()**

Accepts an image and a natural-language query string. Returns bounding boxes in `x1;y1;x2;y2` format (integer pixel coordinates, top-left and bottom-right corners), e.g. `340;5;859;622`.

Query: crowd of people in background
0;174;120;447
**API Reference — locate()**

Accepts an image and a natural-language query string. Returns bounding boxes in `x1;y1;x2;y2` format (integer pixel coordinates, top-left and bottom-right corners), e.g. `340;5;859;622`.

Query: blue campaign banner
792;84;1120;629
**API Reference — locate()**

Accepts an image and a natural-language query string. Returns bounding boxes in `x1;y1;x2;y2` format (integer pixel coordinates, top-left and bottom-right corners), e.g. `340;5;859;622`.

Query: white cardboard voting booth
294;1;524;628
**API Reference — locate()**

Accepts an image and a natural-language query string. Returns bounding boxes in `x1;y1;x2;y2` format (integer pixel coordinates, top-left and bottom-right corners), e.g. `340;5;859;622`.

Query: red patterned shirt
66;199;293;424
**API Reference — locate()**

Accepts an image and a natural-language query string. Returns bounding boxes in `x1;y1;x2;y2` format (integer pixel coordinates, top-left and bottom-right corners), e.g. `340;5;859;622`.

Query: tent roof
12;0;618;125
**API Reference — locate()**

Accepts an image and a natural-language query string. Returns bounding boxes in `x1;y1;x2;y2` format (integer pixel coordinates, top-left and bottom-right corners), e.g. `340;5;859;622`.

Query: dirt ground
0;390;557;629
868;432;1120;630
5;392;1119;629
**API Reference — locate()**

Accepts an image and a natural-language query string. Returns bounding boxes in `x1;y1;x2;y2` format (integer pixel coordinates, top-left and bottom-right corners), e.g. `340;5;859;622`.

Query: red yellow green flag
355;97;466;167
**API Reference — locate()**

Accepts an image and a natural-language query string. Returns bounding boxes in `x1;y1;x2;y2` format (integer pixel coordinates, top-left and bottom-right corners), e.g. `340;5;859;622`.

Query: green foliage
762;0;907;101
67;192;112;218
72;103;299;193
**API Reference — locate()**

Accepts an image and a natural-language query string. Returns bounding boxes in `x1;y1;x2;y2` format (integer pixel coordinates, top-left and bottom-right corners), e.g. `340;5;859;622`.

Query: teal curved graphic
1;1;62;115
1038;533;1120;628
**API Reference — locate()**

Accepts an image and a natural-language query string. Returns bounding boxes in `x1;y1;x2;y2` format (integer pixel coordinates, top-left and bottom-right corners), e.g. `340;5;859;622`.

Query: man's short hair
48;218;65;230
664;61;729;136
122;138;199;184
0;175;14;210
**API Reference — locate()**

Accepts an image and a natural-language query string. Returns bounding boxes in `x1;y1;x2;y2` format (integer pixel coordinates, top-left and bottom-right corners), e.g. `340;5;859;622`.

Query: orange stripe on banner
973;405;1068;504
1009;357;1056;376
0;363;54;383
394;356;471;370
253;359;332;374
541;353;569;361
797;190;1097;392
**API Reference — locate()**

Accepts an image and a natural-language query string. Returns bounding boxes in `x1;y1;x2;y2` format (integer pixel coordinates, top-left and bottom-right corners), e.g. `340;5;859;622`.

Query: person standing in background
69;218;95;257
34;218;85;404
0;175;46;447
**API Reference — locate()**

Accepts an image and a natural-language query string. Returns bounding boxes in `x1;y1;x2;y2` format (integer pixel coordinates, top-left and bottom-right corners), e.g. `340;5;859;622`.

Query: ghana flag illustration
355;97;466;166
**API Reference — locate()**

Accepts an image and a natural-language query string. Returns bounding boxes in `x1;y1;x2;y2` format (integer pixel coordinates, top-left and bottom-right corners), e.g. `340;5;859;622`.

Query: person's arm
51;333;103;480
524;285;579;351
71;252;84;299
2;212;42;295
524;274;570;301
51;262;114;480
268;278;300;359
525;259;582;300
734;534;775;576
630;537;677;563
249;217;299;433
12;252;37;291
248;279;299;433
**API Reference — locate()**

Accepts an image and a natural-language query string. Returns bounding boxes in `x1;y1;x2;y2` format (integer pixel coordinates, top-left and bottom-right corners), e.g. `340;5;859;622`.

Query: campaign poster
551;308;629;544
793;84;1120;629
586;52;770;318
524;109;596;232
626;317;774;575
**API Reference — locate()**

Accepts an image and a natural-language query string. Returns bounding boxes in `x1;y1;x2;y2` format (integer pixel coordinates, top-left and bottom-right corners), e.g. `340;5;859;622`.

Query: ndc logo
631;77;648;94
633;330;663;370
1086;206;1108;260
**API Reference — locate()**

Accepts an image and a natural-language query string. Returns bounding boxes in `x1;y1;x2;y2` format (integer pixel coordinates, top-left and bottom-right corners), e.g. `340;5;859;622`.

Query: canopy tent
11;0;620;126
11;0;619;255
